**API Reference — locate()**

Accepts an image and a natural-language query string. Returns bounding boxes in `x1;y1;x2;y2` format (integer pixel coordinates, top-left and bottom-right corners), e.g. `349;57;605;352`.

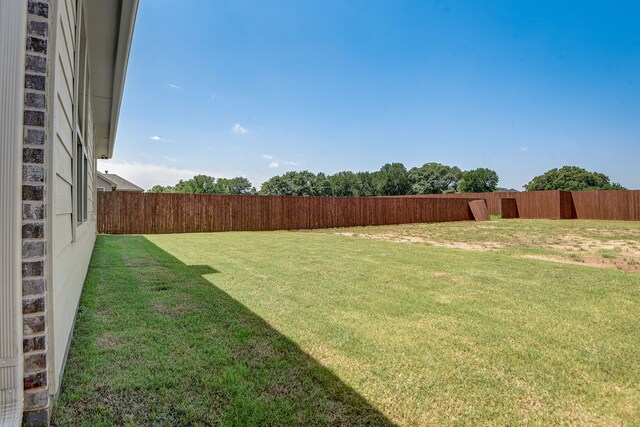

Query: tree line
260;163;501;196
148;164;625;195
148;163;499;196
150;176;256;195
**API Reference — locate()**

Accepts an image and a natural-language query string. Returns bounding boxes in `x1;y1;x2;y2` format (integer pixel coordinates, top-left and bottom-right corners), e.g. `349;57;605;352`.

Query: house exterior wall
22;1;53;424
0;1;28;425
97;174;115;191
50;0;98;397
20;0;99;424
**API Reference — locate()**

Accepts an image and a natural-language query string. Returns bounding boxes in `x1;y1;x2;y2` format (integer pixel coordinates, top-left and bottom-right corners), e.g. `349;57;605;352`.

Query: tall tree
259;175;291;195
148;185;173;193
457;168;499;193
355;172;378;196
260;171;331;196
328;171;361;196
150;175;257;194
174;175;218;194
375;163;410;196
216;177;256;194
524;166;625;191
408;163;462;194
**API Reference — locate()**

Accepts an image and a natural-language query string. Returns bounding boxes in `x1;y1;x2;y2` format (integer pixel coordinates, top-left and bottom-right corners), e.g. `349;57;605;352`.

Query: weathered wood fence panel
469;200;490;221
401;190;640;220
98;190;640;234
98;193;475;234
500;198;518;219
403;191;566;218
571;190;640;221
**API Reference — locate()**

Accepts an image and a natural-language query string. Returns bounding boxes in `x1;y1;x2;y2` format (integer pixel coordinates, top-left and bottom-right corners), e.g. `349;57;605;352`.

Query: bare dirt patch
541;236;640;272
96;333;125;349
431;271;471;284
153;303;192;316
332;221;640;272
519;255;623;271
584;228;640;237
338;232;502;251
234;339;276;368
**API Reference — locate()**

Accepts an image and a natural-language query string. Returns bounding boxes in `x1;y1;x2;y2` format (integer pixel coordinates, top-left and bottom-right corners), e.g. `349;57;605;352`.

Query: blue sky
98;0;640;190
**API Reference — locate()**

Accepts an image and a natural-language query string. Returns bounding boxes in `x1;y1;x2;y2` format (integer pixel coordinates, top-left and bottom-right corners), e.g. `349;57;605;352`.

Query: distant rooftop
98;171;144;192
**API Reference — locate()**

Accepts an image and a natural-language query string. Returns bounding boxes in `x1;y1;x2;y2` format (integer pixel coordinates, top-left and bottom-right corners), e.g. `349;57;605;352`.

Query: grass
317;218;640;272
51;220;640;426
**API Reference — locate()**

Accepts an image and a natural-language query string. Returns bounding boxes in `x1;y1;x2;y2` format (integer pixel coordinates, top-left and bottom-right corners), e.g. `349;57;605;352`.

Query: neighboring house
0;1;137;425
96;172;118;192
97;171;144;192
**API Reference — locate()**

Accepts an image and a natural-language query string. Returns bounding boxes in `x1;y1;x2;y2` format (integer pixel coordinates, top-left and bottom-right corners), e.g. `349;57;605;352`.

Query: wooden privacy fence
97;192;476;234
409;190;640;220
571;190;640;220
402;190;571;218
98;190;640;234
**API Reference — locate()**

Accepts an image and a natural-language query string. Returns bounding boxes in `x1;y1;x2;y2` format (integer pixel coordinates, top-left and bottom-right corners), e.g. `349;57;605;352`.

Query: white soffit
84;0;138;159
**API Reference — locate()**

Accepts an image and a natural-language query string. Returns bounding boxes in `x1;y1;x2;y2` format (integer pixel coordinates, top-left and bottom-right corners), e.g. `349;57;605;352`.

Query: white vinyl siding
96;174;115;192
49;0;97;394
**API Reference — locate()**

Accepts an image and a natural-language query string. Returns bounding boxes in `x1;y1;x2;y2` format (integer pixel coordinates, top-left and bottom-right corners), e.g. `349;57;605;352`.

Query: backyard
52;219;640;426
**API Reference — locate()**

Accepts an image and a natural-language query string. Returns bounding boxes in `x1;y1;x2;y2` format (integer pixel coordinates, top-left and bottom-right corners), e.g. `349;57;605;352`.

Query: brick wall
22;1;51;425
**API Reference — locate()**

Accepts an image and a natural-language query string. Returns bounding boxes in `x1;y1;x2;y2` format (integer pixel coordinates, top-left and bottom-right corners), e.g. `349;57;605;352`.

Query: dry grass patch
153;303;191;316
53;230;640;426
325;219;640;271
95;333;124;349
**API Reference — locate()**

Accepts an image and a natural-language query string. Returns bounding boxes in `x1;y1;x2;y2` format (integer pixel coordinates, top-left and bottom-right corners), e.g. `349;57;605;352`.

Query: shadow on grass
52;235;393;426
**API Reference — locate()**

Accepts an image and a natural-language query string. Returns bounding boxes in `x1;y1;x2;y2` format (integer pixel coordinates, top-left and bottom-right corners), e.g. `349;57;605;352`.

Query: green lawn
317;218;640;272
52;221;640;426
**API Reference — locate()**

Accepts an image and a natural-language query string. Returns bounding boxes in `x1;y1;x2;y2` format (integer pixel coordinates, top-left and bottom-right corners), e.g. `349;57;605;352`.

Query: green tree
355;172;378;196
216;177;256;194
260;171;331;196
524;166;625;191
174;175;218;194
408;163;462;194
328;172;361;196
312;173;332;196
457;168;499;193
375;163;410;196
259;175;290;195
149;175;257;194
148;185;173;193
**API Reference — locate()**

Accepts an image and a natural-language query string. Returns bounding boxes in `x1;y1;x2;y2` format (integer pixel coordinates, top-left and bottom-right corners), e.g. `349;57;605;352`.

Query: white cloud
169;84;181;90
150;135;171;142
163;155;178;162
98;159;274;192
520;146;528;152
261;154;298;169
232;123;248;134
97;160;208;190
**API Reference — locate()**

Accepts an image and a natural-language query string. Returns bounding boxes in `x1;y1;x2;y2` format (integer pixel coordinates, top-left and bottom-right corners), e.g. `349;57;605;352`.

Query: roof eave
86;0;139;160
96;171;118;187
